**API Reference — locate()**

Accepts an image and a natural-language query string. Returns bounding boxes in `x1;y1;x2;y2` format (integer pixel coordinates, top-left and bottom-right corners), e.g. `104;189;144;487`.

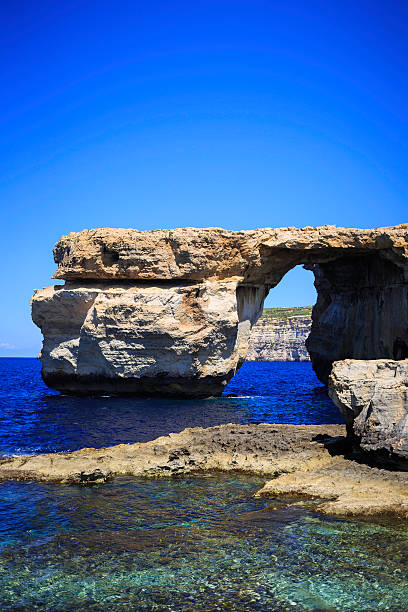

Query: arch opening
243;250;408;386
246;266;316;364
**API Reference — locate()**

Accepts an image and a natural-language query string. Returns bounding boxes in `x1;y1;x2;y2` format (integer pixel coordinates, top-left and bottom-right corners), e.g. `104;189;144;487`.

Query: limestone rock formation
306;253;408;382
247;309;311;361
33;224;408;396
32;282;264;397
52;225;408;285
329;359;408;462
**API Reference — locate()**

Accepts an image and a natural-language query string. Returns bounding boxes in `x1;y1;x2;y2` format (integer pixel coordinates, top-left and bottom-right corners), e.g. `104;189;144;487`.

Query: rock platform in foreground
2;424;408;518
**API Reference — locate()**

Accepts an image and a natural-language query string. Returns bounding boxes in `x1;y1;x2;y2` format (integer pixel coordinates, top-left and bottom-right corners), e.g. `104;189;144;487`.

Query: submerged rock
329;359;408;463
33;224;408;396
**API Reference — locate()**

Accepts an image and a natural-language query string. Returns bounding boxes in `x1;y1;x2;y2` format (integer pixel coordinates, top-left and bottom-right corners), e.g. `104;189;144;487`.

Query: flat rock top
52;225;408;283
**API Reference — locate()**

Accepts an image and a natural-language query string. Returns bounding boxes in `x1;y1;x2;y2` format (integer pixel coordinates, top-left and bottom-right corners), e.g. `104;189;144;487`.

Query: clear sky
1;0;407;356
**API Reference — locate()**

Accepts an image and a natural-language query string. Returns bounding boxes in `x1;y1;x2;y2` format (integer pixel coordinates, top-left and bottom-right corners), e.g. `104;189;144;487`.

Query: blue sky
1;0;407;356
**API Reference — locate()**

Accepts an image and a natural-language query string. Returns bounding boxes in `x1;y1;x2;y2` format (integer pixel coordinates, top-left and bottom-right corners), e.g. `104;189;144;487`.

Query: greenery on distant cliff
262;306;313;319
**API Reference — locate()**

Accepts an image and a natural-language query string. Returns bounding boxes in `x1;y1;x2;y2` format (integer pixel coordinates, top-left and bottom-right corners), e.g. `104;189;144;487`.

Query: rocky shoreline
24;224;408;520
2;423;408;518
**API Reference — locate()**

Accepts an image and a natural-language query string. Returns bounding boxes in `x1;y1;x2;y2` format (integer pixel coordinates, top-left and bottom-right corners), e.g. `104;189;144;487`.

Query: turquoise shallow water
0;474;407;611
0;359;407;611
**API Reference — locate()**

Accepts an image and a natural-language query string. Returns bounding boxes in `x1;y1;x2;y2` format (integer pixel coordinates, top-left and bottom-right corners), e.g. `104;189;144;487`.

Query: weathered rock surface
256;456;408;517
33;224;408;395
53;225;408;284
247;313;311;361
306;252;408;382
2;423;408;518
329;359;408;462
33;282;264;396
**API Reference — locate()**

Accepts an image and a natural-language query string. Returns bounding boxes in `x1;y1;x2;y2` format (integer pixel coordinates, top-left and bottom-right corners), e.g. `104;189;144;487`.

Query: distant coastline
247;306;312;361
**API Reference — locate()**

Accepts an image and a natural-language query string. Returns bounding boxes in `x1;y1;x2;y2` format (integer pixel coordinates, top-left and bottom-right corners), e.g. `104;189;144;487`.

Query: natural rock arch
32;225;408;397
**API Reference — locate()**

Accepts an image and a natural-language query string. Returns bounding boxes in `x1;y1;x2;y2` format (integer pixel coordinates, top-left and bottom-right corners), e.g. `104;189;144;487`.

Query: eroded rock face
53;225;408;284
33;282;265;397
33;224;408;396
329;359;408;462
306;253;408;383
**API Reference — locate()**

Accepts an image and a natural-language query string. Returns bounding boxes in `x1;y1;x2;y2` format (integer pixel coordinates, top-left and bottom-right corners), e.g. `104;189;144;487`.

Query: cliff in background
247;306;312;361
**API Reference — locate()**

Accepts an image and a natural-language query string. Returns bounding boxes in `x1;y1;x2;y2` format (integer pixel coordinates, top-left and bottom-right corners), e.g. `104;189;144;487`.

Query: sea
0;358;407;611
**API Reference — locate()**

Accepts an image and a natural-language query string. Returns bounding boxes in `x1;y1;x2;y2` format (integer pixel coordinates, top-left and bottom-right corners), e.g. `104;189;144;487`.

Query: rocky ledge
33;224;408;396
2;424;408;518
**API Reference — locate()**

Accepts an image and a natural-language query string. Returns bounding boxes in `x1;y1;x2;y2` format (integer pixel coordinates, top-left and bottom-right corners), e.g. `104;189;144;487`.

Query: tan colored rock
328;359;408;461
32;281;265;396
1;423;408;518
52;225;408;283
33;224;408;395
256;457;408;517
0;424;344;483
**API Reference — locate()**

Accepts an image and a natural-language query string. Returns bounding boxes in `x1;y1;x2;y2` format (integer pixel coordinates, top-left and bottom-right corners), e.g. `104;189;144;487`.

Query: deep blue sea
0;358;342;456
1;359;407;611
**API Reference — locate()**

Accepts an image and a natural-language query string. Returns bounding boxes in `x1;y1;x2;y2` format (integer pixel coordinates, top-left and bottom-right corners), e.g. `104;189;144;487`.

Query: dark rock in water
329;358;408;464
79;467;112;483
